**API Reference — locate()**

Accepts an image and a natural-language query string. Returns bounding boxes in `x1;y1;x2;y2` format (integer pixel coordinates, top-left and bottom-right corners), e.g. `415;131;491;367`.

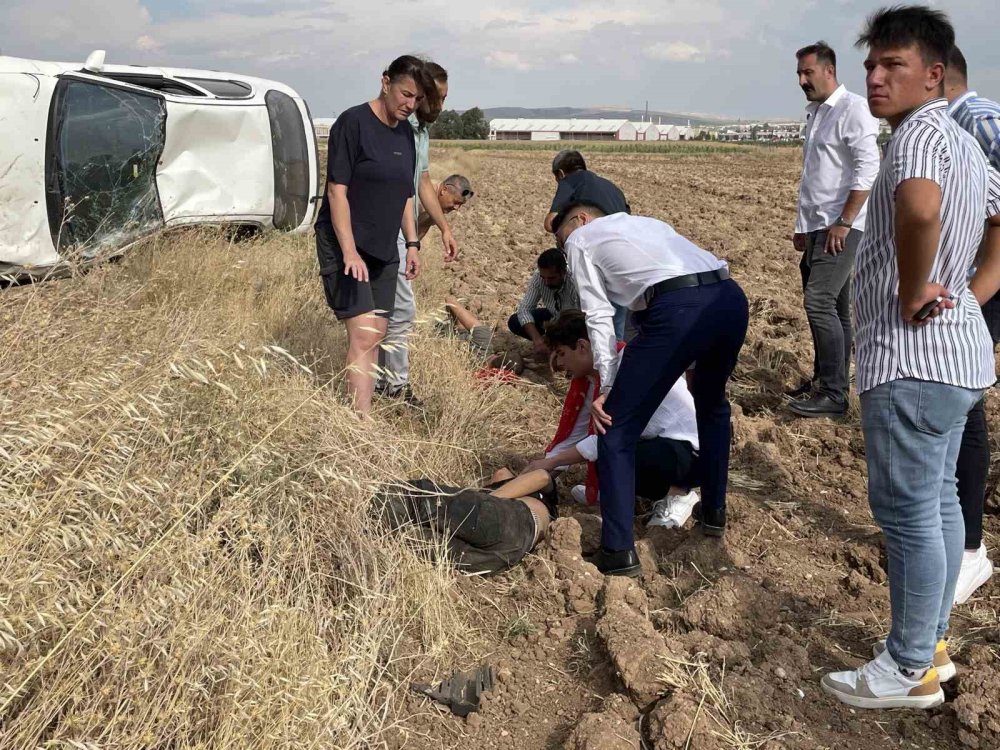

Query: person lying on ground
507;247;580;358
372;468;556;576
378;173;475;407
436;295;524;374
519;311;701;529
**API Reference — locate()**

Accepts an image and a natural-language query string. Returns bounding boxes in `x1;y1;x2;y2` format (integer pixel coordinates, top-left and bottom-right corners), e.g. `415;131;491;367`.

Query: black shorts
372;479;536;576
316;224;398;320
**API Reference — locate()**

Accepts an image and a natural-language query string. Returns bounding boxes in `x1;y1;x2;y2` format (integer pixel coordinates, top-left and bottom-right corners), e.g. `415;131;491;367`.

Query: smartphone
914;296;944;321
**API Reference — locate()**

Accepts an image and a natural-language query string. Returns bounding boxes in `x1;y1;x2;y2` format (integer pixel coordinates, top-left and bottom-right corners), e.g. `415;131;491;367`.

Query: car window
180;77;252;98
101;73;206;97
46;78;166;257
265;90;311;231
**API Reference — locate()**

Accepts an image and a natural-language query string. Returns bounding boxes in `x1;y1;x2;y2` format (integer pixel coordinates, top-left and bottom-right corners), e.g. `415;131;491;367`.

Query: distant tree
459;108;489;140
430;108;489;140
430;110;462;139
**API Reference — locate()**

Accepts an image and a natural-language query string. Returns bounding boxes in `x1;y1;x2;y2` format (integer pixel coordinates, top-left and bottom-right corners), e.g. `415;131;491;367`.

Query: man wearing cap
545;150;632;341
553;202;749;576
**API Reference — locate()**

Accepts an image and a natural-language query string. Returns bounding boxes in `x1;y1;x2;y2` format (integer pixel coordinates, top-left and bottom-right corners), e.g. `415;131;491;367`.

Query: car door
45;74;166;258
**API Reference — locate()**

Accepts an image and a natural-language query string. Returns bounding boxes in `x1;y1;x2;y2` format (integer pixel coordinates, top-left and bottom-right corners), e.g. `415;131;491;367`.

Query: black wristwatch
834;217;853;229
405;240;421;251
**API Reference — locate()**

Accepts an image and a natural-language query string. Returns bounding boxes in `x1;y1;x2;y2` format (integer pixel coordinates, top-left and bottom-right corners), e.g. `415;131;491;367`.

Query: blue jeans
861;378;984;670
597;279;749;550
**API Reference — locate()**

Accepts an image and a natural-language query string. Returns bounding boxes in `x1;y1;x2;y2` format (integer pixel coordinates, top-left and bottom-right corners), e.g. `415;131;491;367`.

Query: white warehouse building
630;121;660;141
489;118;639;141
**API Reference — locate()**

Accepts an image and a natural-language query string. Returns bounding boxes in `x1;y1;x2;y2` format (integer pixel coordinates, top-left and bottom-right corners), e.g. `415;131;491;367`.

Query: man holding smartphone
790;41;880;418
821;6;1000;710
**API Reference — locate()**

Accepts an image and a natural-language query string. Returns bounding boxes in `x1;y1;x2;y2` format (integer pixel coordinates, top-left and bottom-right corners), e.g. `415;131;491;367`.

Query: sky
3;1;998;121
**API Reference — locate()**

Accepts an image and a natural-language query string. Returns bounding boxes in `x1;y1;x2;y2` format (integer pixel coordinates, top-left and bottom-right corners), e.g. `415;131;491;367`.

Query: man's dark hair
550;201;607;234
537;247;567;272
947;45;968;81
544;311;589;349
855;5;955;66
552;150;587;175
796;41;837;68
425;61;448;83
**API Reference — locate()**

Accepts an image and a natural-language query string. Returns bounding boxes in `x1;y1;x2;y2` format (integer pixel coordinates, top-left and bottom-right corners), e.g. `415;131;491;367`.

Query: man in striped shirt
507;248;580;358
822;6;1000;711
943;46;1000;604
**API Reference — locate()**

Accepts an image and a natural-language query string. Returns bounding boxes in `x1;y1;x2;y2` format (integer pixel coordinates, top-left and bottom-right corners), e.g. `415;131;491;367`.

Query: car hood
0;72;59;270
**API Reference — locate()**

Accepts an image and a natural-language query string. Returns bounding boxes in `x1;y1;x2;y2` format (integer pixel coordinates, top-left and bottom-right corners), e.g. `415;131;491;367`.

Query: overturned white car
0;51;319;277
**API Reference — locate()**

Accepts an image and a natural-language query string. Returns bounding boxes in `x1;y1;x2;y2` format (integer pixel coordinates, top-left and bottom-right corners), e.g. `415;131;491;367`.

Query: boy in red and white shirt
523;311;701;529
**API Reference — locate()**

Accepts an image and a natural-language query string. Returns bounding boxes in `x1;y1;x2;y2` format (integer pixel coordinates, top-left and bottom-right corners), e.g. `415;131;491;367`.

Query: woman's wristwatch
405;240;421;251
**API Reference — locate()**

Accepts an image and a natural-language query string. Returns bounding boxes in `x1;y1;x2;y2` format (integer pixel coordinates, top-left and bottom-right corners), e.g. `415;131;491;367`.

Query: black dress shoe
588;547;642;577
695;505;726;537
789;393;847;418
785;380;814;399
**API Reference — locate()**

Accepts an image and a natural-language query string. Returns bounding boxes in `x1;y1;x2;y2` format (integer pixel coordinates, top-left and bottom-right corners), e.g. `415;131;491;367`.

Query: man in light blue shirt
946;46;1000;171
943;45;1000;605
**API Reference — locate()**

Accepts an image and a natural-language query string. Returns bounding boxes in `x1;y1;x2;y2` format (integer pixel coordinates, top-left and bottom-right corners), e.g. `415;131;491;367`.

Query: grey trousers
798;228;860;402
378;233;417;391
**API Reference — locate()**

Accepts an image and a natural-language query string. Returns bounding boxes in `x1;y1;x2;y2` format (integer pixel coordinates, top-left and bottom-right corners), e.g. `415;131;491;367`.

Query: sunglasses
445;183;474;201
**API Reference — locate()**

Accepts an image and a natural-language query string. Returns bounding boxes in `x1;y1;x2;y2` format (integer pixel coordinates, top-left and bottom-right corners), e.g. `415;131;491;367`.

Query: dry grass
0;224;556;748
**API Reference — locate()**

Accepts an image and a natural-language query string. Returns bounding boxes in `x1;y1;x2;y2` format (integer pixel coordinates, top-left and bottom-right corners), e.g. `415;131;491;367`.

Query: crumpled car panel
0;72;59;269
157;102;274;225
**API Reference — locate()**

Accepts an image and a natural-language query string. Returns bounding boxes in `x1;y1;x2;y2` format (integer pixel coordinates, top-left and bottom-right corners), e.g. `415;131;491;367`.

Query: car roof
0;54;304;100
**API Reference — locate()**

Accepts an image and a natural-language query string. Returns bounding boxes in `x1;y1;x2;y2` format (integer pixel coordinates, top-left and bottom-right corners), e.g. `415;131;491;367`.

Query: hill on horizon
480;106;733;126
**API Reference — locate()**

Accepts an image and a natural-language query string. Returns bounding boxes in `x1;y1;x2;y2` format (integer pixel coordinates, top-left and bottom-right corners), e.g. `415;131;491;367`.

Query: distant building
313;117;336;141
658;124;681;141
488;118;639;141
629;121;660;141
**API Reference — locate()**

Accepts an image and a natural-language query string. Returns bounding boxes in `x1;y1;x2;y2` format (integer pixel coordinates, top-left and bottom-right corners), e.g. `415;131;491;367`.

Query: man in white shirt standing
553;203;749;576
791;41;881;418
821;5;1000;710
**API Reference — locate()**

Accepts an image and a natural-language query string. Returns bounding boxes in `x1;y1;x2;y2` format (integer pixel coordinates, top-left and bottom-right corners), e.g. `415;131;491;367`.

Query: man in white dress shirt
821;5;1000;711
553;203;748;576
791;41;881;418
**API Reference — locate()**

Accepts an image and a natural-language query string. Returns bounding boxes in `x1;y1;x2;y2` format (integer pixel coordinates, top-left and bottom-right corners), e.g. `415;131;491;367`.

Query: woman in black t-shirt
316;55;432;415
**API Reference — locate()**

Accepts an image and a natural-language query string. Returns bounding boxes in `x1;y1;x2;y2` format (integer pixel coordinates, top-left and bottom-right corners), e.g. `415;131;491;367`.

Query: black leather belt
644;268;730;304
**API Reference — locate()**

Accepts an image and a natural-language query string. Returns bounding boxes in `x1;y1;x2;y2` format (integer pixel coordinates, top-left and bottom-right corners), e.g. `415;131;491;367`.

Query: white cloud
644;41;706;62
135;35;162;53
1;0;996;120
485;50;532;72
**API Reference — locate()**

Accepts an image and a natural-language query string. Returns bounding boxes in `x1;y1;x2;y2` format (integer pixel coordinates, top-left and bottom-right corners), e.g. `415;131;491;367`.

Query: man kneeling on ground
507;248;580;358
522;311;701;529
372;468;555;575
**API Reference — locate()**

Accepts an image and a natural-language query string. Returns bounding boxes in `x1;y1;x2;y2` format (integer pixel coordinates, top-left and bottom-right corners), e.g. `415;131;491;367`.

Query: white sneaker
873;639;956;683
571;485;589;505
821;648;944;709
954;544;993;604
647;490;699;529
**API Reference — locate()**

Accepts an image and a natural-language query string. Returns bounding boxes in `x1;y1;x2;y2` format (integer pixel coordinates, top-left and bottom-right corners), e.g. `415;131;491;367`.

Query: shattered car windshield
46;79;166;258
